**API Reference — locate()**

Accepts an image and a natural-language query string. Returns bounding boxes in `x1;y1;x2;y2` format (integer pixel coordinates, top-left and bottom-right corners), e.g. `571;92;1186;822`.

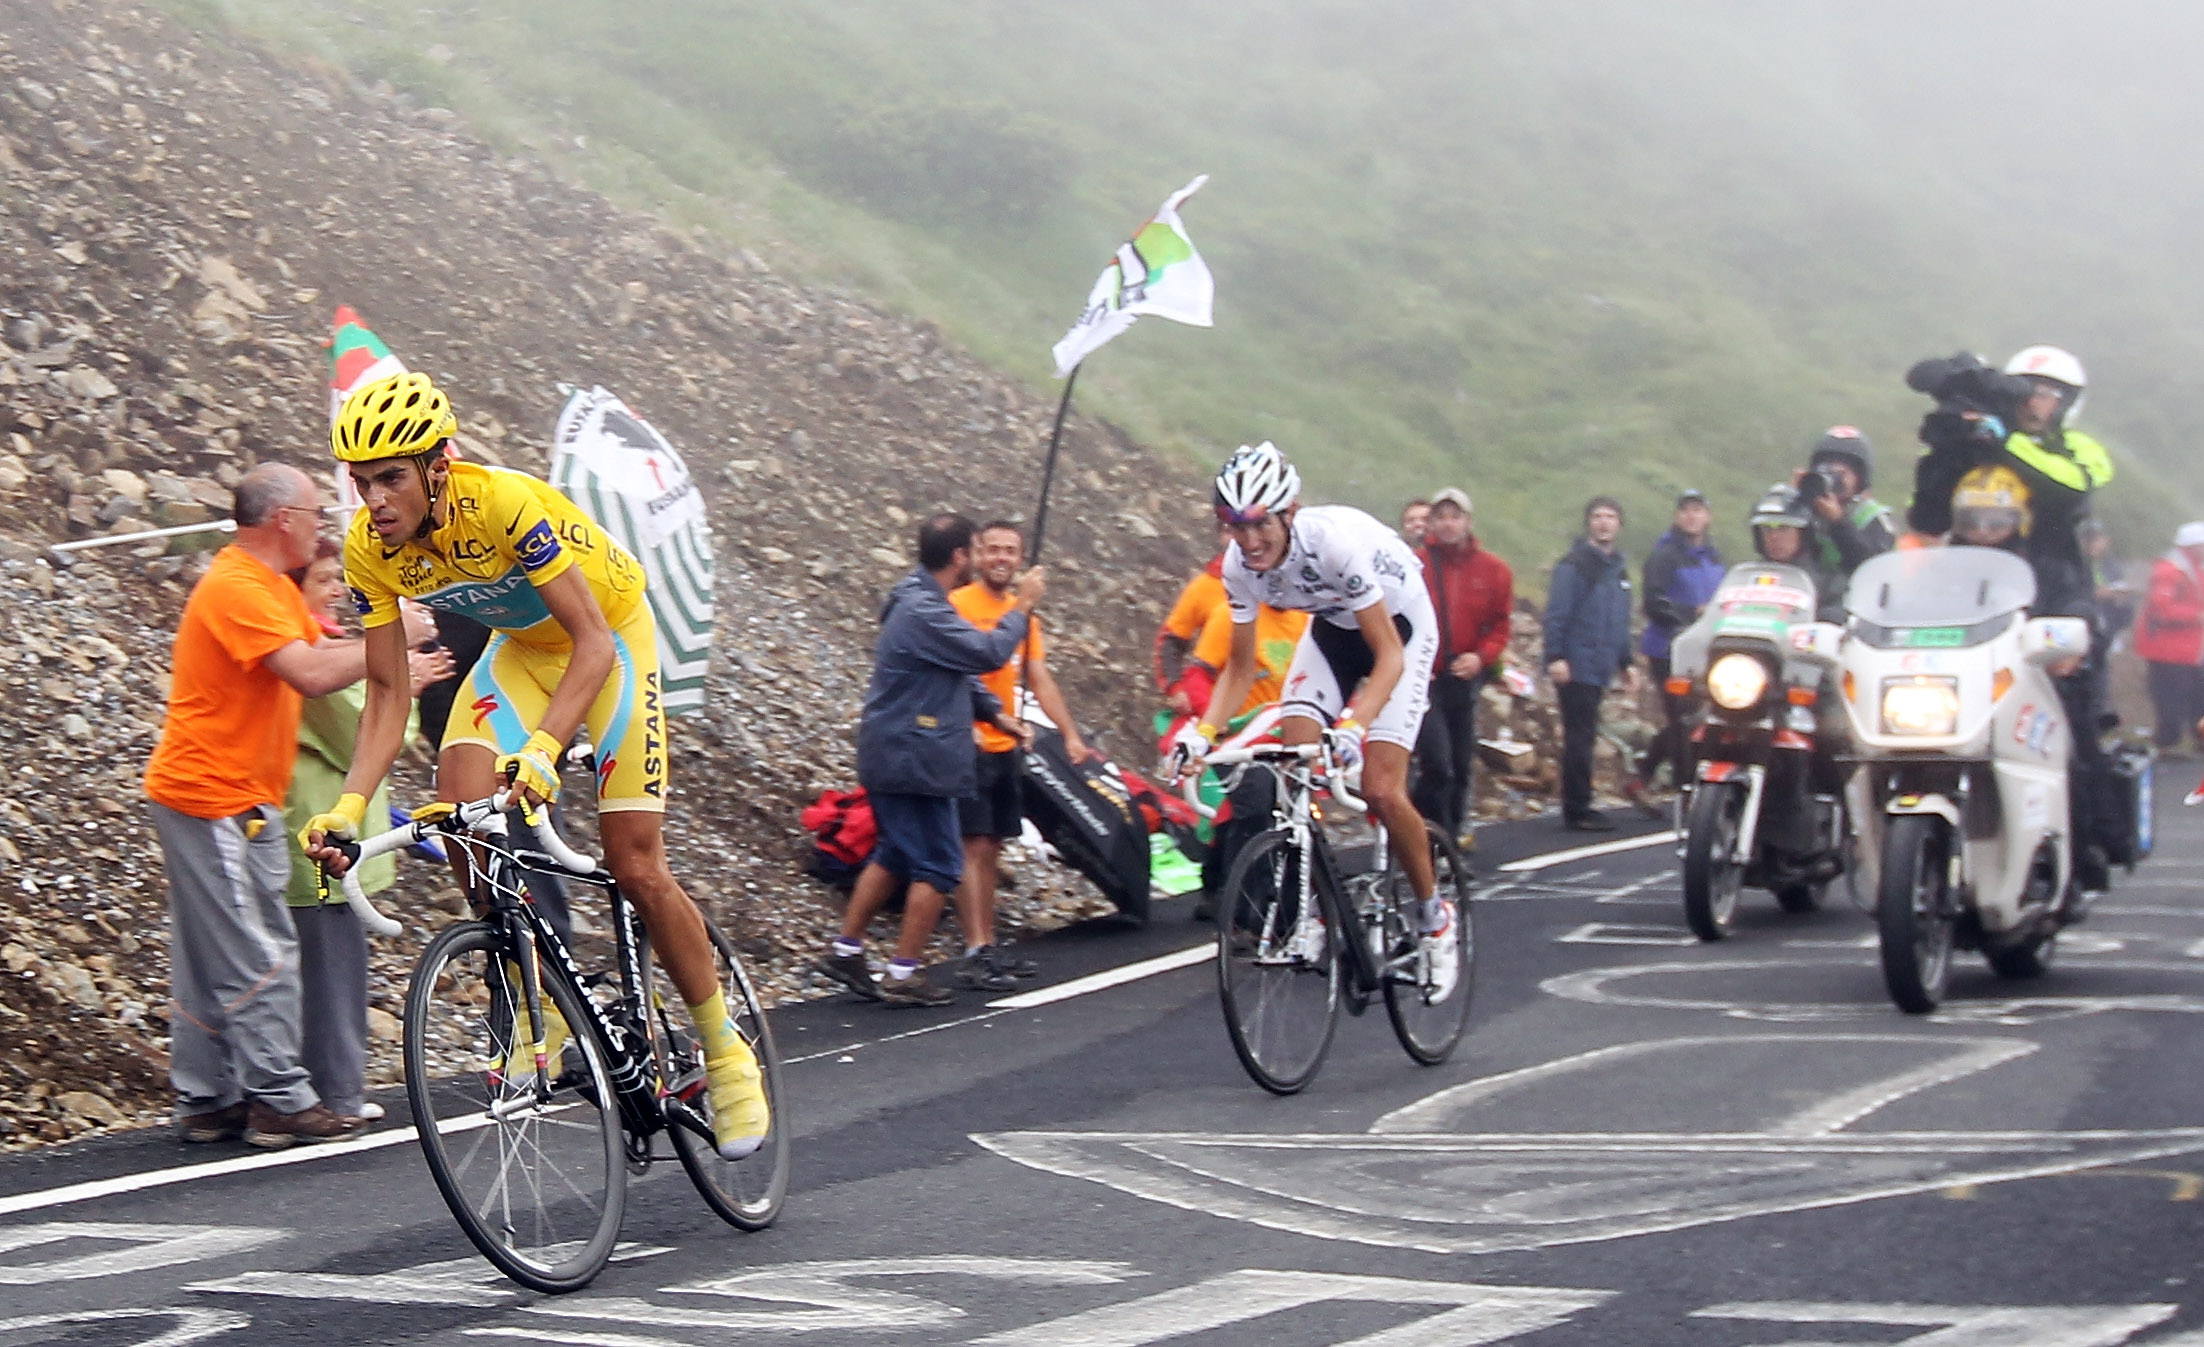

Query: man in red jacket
2136;521;2204;755
1411;488;1514;847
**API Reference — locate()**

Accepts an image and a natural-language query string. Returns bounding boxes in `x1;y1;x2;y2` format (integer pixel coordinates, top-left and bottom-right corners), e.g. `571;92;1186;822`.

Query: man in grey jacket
814;514;1046;1006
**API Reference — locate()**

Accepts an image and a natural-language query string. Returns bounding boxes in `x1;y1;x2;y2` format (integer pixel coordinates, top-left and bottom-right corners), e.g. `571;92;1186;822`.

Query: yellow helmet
331;372;457;461
1952;464;2032;541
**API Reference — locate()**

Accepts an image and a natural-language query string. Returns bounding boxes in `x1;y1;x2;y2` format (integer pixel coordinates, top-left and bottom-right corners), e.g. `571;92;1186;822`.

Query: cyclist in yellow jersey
302;372;767;1159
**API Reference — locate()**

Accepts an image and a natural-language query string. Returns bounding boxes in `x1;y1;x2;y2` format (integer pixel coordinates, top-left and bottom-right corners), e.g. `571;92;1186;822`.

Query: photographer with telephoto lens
1904;345;2121;896
1794;425;1896;577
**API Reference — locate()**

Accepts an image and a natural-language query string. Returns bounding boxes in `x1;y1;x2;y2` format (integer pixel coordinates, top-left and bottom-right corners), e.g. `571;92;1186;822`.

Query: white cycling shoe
1418;903;1461;1002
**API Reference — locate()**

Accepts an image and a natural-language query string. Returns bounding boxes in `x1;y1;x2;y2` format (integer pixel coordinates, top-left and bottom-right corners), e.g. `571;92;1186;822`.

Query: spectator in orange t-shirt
1154;525;1230;714
946;520;1094;992
144;464;428;1150
1183;599;1309;722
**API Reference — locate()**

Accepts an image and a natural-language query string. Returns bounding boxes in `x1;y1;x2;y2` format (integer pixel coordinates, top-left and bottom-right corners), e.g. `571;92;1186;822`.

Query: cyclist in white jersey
1169;442;1458;995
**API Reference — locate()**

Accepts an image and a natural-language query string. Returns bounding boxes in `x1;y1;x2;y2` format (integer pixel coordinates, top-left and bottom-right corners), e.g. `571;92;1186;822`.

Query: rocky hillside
0;1;1209;1145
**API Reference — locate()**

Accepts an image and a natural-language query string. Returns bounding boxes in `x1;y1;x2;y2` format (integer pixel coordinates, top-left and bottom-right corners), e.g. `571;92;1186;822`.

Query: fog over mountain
179;0;2204;562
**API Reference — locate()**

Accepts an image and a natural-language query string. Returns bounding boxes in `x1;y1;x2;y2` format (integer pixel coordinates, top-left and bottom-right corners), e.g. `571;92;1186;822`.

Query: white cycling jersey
1222;505;1430;630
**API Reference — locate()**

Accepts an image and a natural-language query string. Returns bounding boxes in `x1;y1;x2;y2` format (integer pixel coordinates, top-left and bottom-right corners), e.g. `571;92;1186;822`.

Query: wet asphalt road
6;773;2204;1346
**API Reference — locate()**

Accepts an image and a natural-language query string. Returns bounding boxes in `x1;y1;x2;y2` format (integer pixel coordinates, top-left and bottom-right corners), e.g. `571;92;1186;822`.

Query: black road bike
1199;742;1475;1095
337;795;789;1292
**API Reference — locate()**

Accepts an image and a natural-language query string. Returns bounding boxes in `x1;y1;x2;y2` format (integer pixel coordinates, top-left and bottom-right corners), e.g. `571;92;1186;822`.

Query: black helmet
1808;424;1873;487
1750;483;1809;531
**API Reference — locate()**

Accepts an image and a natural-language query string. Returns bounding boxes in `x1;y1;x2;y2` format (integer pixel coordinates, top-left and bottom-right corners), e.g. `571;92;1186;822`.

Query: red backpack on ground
801;787;877;890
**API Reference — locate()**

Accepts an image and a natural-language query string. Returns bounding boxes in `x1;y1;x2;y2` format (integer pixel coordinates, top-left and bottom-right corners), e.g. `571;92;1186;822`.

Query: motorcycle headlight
1707;653;1770;711
1881;676;1961;736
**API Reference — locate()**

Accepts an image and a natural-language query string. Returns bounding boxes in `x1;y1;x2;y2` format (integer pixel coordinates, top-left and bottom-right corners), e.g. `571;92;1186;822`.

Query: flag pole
1027;361;1080;566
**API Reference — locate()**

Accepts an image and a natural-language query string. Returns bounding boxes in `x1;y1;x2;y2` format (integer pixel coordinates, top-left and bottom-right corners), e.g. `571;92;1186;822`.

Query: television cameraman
1904;345;2120;894
1794;425;1896;577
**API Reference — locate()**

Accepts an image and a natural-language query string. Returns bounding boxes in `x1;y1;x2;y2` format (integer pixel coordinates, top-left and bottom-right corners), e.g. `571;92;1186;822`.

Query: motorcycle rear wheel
1877;814;1955;1013
1681;783;1746;941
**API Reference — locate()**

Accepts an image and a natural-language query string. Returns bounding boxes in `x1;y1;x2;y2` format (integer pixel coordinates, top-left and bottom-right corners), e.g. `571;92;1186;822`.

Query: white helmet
2004;344;2086;388
1212;441;1301;522
2004;345;2087;423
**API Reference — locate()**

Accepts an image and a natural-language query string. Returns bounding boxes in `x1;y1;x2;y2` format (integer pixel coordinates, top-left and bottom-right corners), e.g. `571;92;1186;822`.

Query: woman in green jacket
283;539;450;1123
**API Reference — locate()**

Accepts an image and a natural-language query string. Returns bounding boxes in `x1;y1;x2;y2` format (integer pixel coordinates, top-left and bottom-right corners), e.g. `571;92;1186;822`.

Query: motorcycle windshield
1847;546;2037;627
1707;563;1816;626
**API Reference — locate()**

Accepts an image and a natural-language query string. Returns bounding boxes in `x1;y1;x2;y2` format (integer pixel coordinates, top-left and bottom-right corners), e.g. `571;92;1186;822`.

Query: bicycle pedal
1344;990;1371;1018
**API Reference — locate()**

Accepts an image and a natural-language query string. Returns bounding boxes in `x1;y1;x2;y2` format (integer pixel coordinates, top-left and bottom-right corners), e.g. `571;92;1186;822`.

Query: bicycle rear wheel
1382;825;1477;1065
1216;828;1340;1095
649;919;792;1230
405;920;626;1293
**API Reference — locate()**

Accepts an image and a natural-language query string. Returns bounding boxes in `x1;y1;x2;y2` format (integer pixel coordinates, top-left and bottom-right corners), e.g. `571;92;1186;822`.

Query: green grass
164;0;2204;580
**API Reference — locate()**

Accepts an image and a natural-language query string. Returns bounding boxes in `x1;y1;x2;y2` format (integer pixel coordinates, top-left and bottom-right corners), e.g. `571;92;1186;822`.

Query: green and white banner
548;386;713;715
1051;174;1215;378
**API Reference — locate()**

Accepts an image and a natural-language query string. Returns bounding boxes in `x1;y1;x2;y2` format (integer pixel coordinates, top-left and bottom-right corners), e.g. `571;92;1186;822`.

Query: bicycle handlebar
1175;740;1368;821
332;793;601;938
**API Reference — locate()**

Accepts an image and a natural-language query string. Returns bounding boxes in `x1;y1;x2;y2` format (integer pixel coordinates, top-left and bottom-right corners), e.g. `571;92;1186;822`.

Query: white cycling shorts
1275;602;1438;750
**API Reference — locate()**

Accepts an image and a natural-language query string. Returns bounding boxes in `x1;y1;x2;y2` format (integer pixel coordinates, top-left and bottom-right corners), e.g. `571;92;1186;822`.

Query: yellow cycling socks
688;990;752;1065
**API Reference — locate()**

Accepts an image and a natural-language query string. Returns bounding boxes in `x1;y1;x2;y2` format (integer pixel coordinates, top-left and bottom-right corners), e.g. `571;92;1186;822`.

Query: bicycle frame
344;798;715;1158
1205;745;1394;998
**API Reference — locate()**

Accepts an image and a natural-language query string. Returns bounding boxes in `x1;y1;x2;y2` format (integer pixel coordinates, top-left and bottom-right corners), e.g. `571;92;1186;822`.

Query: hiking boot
244;1102;363;1150
955;949;1016;992
879;968;956;1008
704;1046;771;1160
982;944;1039;980
813;950;883;1001
176;1101;247;1144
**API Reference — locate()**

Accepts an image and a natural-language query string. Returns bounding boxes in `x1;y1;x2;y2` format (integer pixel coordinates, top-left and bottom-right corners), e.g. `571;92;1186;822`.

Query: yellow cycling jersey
344;461;646;649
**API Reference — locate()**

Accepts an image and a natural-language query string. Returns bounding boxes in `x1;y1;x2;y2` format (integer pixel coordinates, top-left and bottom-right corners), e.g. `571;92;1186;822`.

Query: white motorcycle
1839;546;2091;1013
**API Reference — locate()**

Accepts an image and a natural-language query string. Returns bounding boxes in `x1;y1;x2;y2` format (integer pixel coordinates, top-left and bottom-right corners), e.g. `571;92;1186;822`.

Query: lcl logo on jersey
515;520;562;571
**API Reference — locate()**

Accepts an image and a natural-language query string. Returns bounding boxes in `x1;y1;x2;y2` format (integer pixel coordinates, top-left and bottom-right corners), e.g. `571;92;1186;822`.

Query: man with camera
1905;344;2120;893
1795;425;1896;577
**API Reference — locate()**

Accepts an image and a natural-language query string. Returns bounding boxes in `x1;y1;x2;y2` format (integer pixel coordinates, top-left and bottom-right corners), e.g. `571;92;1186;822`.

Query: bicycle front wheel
1216;828;1340;1095
404;920;626;1294
1382;825;1477;1065
650;918;792;1231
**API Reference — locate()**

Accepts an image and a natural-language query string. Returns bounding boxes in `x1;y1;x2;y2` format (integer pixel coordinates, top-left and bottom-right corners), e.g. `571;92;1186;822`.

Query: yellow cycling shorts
441;611;667;813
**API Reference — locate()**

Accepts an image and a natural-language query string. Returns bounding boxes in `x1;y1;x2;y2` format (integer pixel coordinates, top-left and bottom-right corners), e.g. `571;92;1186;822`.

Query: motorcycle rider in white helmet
1168;442;1459;996
1905;343;2122;894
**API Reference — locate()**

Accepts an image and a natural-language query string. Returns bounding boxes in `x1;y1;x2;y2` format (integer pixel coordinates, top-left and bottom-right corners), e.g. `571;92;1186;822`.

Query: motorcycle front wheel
1681;782;1746;941
1877;814;1955;1013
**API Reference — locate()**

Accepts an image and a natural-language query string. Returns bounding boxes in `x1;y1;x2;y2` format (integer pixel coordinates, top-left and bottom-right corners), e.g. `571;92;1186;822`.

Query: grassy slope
166;0;2201;580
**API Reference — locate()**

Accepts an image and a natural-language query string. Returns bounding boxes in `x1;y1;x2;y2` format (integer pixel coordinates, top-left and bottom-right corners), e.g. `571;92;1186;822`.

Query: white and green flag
1051;174;1214;378
548;386;713;715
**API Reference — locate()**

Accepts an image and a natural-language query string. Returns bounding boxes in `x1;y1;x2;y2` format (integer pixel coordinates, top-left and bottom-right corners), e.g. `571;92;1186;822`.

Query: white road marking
968;1268;1613;1347
1542;956;2204;1025
508;1257;1137;1335
0;1102;516;1218
1694;1299;2176;1346
973;1127;2204;1256
188;1244;670;1306
986;945;1214;1010
0;1306;249;1347
1498;831;1678;873
1371;1035;2035;1137
0;1222;281;1285
1556;922;1697;947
